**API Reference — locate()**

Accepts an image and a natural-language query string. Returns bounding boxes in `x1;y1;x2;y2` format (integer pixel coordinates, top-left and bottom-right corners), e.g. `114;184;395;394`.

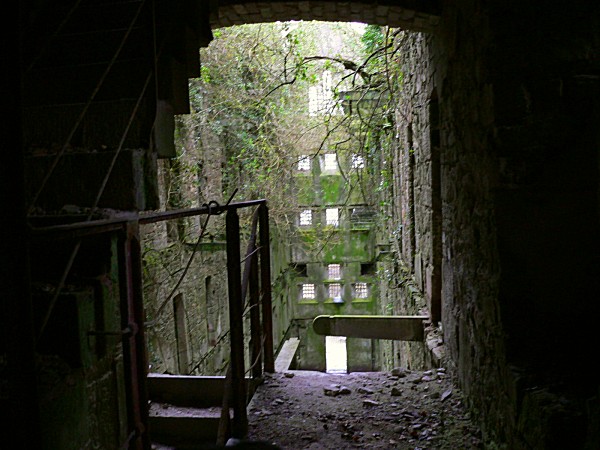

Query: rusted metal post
128;221;151;449
249;251;262;379
225;209;248;438
118;223;145;450
258;203;275;373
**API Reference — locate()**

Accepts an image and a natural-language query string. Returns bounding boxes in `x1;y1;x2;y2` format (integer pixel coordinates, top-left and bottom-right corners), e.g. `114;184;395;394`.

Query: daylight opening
325;336;348;374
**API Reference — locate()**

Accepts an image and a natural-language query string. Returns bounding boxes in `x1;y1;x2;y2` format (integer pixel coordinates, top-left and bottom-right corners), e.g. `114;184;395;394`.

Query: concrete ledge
312;315;428;341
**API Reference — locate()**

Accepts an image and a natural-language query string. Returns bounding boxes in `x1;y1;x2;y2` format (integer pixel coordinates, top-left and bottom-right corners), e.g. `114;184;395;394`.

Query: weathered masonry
291;148;382;372
3;0;599;449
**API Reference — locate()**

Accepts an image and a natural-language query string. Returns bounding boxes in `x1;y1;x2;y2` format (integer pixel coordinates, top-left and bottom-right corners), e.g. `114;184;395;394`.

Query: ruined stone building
2;0;599;448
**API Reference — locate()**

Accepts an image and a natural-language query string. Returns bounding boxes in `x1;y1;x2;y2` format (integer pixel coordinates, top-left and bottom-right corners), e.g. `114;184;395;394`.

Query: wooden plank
274;338;300;372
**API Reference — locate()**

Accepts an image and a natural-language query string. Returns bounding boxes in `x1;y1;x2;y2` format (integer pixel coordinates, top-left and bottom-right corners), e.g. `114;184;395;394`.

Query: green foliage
361;25;384;55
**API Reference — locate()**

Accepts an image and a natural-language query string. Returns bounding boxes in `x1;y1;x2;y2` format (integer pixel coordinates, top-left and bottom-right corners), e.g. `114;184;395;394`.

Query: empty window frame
328;283;342;298
360;263;376;276
323;153;338;171
325;208;339;226
354;282;369;299
351;154;365;169
299;209;312;226
297;155;311;171
327;264;341;280
292;263;308;277
301;283;316;299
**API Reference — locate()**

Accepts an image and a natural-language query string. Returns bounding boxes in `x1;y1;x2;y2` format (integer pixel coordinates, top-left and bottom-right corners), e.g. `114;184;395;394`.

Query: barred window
328;283;342;298
354;282;369;298
302;284;316;299
297;155;311;171
351;154;365;169
328;264;341;280
299;209;312;226
326;208;339;226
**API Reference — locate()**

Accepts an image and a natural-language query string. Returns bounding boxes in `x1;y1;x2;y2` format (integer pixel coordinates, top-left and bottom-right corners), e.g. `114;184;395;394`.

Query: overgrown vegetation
143;21;407;374
177;22;404;238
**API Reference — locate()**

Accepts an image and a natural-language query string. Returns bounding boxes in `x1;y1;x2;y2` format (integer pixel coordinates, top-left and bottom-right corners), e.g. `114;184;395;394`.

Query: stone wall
141;117;233;376
142;115;297;376
384;0;600;446
385;12;516;445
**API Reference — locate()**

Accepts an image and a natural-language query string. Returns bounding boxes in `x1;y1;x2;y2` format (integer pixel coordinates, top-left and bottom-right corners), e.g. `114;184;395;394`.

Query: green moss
320;175;344;205
348;174;366;203
299;300;319;305
295;175;316;204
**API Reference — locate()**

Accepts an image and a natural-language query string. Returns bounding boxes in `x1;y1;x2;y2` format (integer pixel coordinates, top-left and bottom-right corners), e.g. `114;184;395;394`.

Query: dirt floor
246;369;483;450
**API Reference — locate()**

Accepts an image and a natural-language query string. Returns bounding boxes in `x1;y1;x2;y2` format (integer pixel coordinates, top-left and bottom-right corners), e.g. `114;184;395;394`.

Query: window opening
351;154;365;169
354;282;369;299
297;155;311;171
292;263;308;277
325;208;339;226
323;153;337;171
328;283;342;299
173;293;189;374
408;124;416;256
299;209;312;226
327;264;341;279
430;90;442;324
308;70;341;116
360;263;376;276
301;283;316;299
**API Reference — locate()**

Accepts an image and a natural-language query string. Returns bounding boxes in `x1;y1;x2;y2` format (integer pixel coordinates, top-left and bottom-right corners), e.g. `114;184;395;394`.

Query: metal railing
30;198;275;448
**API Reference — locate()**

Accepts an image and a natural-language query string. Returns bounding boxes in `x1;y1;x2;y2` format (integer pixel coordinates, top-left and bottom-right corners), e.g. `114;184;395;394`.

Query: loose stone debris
247;369;483;449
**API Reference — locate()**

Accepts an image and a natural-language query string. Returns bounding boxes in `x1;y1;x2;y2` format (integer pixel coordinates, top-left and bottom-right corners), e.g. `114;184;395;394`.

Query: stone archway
210;0;441;32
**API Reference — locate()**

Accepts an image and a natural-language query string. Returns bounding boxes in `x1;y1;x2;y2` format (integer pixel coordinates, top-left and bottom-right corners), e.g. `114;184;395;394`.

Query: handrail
30;198;274;447
28;199;267;235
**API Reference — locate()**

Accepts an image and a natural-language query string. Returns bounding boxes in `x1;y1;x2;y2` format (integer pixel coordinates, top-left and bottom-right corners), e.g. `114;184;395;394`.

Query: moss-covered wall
290;145;383;371
141;117;234;376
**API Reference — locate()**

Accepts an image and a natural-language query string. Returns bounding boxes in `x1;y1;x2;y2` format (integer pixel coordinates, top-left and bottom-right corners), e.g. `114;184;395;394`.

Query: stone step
148;374;235;408
149;403;228;448
148;374;262;448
